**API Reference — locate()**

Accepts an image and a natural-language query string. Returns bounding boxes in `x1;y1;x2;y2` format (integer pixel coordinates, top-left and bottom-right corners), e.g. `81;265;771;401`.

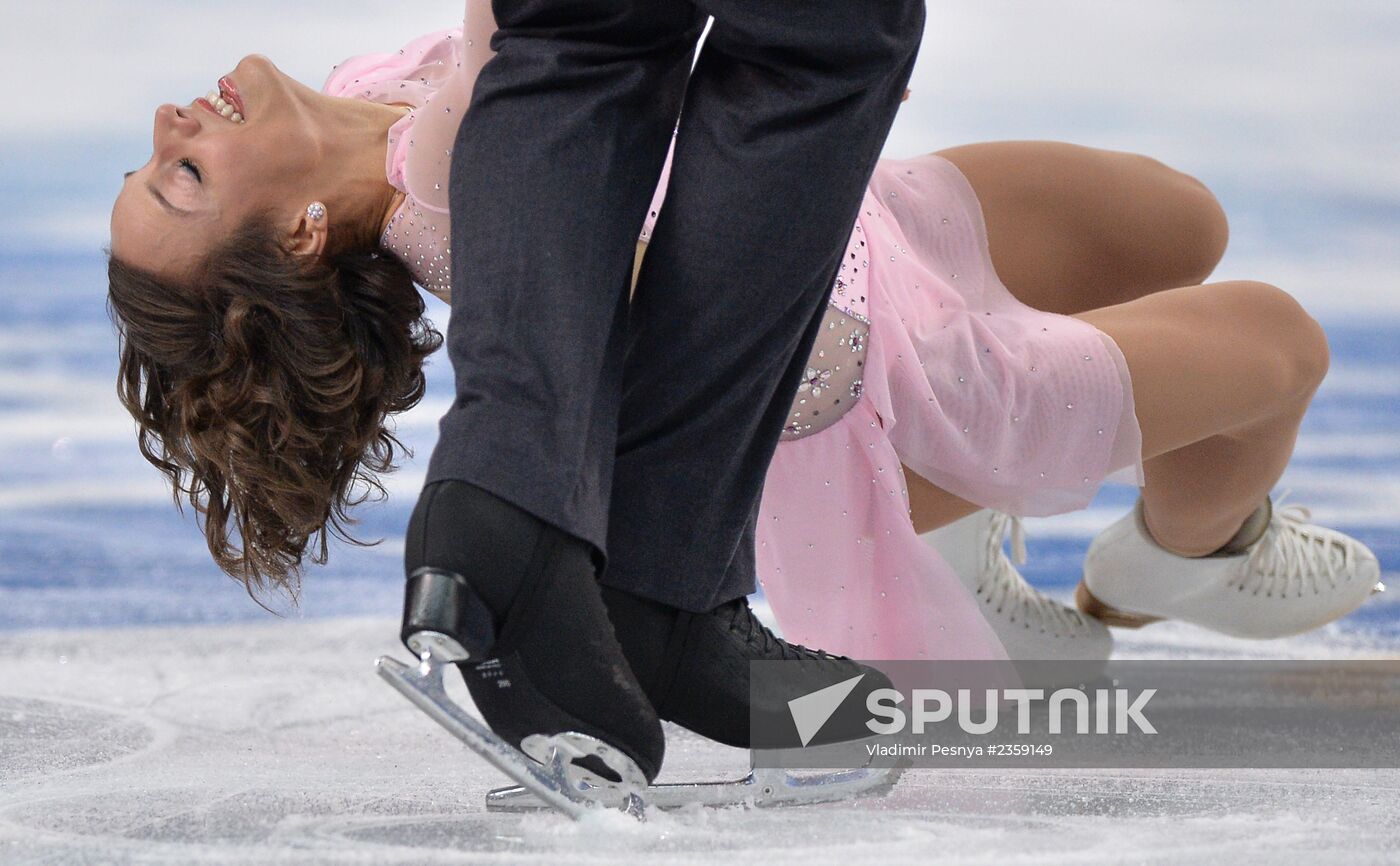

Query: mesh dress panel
780;302;870;440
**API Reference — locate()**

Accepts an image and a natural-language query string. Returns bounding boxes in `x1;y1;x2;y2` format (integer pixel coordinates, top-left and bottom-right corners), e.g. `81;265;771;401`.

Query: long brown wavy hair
105;211;442;608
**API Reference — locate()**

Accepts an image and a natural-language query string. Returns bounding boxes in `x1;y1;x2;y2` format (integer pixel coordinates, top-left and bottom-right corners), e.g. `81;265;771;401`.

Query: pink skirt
755;152;1145;662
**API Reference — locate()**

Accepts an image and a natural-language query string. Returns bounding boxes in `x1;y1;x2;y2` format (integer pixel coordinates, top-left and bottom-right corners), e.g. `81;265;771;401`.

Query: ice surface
3;618;1399;865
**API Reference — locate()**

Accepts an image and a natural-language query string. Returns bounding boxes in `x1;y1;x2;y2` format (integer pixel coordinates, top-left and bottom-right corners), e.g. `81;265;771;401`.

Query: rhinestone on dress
798;366;832;398
781;301;869;441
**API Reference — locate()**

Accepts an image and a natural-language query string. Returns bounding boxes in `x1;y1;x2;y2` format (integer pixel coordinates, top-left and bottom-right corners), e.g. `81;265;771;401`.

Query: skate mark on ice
0;695;160;787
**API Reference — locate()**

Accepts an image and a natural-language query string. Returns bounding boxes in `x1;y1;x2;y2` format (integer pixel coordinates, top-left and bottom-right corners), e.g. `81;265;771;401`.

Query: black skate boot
400;479;665;784
599;586;893;749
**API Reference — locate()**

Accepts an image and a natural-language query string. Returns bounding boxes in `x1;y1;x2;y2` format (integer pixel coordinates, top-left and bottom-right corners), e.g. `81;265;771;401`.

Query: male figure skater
404;0;927;780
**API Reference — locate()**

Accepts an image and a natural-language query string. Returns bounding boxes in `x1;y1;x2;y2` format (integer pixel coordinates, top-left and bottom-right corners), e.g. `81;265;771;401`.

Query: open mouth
196;76;246;124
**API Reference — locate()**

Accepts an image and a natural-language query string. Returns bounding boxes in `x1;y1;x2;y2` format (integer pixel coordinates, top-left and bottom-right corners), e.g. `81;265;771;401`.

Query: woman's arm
631;240;647;300
465;0;498;52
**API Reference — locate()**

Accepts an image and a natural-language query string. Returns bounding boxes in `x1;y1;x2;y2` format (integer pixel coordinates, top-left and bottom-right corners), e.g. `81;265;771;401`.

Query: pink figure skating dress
323;12;1146;665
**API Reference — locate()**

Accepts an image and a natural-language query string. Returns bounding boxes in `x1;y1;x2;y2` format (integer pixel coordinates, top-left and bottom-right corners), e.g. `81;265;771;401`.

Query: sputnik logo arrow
787;673;866;747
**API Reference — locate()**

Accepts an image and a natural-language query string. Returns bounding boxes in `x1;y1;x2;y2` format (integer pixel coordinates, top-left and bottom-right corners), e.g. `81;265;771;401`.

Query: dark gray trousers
422;0;927;612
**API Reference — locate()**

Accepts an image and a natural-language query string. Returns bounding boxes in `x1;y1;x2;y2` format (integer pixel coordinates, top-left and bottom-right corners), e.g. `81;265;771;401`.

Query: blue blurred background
0;0;1395;634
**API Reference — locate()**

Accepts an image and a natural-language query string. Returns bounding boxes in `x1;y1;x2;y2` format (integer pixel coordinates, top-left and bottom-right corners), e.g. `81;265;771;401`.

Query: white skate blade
374;653;646;821
485;752;905;812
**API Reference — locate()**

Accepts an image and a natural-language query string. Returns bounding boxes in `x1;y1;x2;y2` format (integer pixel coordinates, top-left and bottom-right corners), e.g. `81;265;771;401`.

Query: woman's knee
1217;280;1330;401
1112;151;1230;287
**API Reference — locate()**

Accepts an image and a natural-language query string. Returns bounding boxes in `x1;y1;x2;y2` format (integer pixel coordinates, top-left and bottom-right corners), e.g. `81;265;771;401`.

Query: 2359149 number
986;744;1054;757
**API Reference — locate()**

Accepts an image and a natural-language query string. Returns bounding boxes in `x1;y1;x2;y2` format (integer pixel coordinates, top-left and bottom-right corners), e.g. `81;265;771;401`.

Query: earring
306;202;326;222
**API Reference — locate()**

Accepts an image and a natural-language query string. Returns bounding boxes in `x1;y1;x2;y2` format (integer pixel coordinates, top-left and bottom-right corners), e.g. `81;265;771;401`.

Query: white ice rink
4;616;1399;865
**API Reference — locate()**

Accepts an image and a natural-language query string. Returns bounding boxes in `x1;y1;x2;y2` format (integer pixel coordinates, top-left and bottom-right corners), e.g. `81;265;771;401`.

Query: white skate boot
1076;495;1385;639
923;509;1112;663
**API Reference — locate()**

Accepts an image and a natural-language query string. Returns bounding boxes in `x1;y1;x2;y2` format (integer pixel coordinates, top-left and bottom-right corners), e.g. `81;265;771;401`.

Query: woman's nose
153;103;200;149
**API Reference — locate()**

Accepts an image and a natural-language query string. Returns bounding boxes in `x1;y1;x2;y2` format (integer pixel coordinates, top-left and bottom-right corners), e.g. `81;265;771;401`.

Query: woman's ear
285;201;329;258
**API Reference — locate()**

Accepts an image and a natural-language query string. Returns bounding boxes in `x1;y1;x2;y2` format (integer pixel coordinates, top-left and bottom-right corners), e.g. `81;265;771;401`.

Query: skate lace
976;511;1094;637
724;598;840;663
1237;491;1361;598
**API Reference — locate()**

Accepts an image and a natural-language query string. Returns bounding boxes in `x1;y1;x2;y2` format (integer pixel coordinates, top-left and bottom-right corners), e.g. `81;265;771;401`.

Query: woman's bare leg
938;141;1230;312
906;140;1237;534
1079;283;1328;554
901;141;1329;557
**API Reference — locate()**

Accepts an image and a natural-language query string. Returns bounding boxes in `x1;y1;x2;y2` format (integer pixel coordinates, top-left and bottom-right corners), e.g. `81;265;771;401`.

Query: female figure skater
106;19;1380;670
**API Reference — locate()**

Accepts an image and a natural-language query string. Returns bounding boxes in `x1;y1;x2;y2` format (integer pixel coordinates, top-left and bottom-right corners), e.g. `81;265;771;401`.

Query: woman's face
110;55;326;283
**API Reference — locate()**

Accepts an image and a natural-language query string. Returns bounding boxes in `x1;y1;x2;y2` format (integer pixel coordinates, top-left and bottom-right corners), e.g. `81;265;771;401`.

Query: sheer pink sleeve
400;1;499;214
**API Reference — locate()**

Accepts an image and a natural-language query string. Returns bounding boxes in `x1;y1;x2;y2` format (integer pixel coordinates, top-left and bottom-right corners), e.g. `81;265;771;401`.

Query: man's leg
424;1;706;566
605;1;927;610
600;1;927;744
406;0;707;782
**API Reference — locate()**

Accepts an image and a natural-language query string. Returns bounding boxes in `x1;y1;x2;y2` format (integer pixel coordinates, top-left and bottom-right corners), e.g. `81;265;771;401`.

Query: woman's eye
177;157;202;182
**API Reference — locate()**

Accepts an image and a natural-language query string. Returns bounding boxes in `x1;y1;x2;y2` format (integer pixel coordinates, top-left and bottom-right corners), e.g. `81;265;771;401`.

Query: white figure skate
923;509;1112;664
1077;494;1385;638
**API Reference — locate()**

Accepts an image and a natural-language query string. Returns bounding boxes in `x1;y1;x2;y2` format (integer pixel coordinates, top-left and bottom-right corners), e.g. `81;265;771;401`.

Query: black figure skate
377;480;901;819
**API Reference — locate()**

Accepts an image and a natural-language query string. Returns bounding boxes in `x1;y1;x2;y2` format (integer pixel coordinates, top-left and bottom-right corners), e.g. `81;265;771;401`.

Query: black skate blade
375;654;645;820
485;751;905;812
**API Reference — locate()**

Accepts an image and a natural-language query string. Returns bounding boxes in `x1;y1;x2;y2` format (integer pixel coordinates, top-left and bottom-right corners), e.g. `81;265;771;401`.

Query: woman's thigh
1076;279;1329;460
932;140;1229;314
